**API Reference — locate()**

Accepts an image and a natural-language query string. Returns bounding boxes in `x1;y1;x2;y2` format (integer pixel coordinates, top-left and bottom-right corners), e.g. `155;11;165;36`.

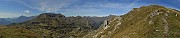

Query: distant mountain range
7;13;107;38
0;5;180;38
0;16;36;25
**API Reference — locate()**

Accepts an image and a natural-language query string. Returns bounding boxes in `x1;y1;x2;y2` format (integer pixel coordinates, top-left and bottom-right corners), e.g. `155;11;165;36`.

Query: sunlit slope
84;5;180;38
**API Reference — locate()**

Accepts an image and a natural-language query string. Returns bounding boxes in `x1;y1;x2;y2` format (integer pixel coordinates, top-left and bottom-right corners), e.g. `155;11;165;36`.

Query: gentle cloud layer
0;0;179;18
12;0;142;16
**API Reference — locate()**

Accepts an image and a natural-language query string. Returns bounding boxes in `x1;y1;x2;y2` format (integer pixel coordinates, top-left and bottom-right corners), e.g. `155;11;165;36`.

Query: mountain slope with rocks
9;13;107;38
84;5;180;38
0;5;180;38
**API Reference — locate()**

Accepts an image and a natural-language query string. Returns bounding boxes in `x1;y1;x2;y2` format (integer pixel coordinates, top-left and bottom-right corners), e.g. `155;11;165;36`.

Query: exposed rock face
10;13;107;38
1;5;180;38
83;16;122;38
38;13;65;18
83;16;108;29
84;5;180;38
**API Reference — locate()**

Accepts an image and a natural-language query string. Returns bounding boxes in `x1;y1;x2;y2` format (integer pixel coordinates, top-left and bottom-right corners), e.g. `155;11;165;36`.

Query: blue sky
0;0;179;18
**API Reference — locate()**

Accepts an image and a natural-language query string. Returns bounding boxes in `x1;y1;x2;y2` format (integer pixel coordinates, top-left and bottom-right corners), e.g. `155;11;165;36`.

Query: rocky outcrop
83;16;122;38
2;5;180;38
84;5;180;38
10;13;107;38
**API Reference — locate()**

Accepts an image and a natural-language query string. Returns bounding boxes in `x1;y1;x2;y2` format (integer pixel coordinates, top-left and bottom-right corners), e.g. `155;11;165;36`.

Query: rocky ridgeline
1;5;180;38
84;5;180;38
10;13;107;38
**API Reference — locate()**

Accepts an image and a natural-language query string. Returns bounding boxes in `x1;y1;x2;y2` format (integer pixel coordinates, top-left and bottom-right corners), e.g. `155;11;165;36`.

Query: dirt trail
162;17;169;37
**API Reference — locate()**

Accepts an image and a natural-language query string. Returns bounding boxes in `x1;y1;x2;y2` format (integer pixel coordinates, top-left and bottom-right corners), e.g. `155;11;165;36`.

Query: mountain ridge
0;15;35;25
0;5;180;38
83;5;180;38
9;13;108;38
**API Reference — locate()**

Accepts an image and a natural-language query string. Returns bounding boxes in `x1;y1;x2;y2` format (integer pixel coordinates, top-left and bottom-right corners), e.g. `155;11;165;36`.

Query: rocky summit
1;13;107;38
0;5;180;38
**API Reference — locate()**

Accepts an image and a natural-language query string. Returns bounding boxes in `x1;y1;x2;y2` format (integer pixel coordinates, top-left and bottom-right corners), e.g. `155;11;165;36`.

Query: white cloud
19;0;80;13
2;0;144;17
24;10;30;15
10;0;141;13
58;2;142;16
4;0;80;13
130;0;139;6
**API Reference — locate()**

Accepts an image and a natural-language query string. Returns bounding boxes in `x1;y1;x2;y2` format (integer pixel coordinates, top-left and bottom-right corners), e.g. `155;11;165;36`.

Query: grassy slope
112;5;180;38
0;5;179;38
0;26;42;38
83;5;180;38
